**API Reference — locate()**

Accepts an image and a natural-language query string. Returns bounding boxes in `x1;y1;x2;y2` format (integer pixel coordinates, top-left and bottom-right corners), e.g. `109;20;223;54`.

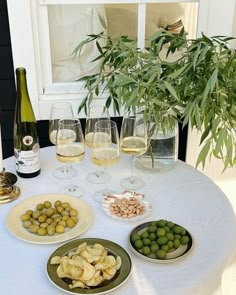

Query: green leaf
98;13;107;29
202;69;218;101
196;140;211;168
200;123;211;144
163;81;180;101
126;88;139;107
113;75;136;86
193;44;201;70
78;95;88;114
215;128;227;156
105;96;112;109
168;64;189;79
96;41;103;54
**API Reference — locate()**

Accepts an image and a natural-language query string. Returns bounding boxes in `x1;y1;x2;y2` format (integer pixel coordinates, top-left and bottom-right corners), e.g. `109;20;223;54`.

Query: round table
0;146;236;295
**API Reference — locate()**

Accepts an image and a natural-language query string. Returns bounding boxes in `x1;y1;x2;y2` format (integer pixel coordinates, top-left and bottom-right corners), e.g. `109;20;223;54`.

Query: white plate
6;193;93;244
102;191;152;222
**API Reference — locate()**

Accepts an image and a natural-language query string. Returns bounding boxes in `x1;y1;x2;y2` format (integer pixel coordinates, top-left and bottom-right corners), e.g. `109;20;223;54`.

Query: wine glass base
52;166;77;179
120;177;145;190
87;171;112;184
62;184;85;198
93;188;114;203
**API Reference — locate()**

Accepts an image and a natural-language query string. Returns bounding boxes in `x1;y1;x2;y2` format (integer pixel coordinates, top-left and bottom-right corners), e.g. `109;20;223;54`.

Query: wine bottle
13;67;41;178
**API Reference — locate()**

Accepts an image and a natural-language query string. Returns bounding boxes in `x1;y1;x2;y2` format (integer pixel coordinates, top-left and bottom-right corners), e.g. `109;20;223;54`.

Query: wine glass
120;113;148;190
85;104;111;184
91;120;120;202
56;118;85;197
49;102;75;178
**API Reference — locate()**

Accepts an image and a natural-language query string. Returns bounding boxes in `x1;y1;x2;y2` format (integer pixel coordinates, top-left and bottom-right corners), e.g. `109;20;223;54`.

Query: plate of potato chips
6;193;93;244
47;238;132;294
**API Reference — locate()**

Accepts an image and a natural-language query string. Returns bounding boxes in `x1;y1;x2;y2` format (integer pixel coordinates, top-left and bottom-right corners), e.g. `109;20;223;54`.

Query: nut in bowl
102;191;152;221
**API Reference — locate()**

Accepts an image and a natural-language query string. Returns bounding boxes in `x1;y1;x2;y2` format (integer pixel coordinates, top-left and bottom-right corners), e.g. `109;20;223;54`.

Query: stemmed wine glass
90;120;120;202
85;104;111;183
56;118;85;197
49;102;75;178
120;112;148;190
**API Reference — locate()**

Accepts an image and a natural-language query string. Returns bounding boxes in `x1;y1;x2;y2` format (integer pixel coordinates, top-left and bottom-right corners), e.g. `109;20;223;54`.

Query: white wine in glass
91;120;120;202
120;114;147;190
56;118;85;197
85;105;111;183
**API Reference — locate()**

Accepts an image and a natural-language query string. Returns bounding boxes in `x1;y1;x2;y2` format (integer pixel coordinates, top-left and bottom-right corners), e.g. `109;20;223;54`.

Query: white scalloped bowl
102;191;152;222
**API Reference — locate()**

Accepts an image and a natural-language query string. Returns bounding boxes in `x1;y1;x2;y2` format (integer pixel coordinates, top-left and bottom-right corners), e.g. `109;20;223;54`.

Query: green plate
129;221;193;263
47;238;132;294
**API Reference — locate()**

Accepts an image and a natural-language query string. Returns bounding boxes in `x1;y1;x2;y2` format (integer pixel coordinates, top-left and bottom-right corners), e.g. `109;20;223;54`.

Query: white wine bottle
13;67;41;178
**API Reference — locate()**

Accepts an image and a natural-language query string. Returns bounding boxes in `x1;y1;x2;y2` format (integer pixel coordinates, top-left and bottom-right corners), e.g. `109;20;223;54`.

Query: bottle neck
16;68;29;98
15;68;36;122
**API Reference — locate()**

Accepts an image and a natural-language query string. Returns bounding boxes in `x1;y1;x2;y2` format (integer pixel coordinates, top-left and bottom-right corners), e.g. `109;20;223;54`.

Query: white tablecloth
1;146;236;295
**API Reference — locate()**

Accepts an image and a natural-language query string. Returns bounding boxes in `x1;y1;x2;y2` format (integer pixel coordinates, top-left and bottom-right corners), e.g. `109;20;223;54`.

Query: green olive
50;221;58;227
62;215;69;221
58;220;66;227
23;220;32;228
36;203;44;211
45;208;55;217
25;210;33;216
38;214;47;223
29;224;39;234
46;218;53;225
52;213;60;219
56;224;65;234
71;216;78;224
66;218;76;228
56;206;64;214
32;210;41;219
47;225;56;236
37;227;47;236
33;220;40;226
21;213;31;222
70;208;78;217
43;201;52;208
40;222;48;229
61;202;69;208
54;200;61;207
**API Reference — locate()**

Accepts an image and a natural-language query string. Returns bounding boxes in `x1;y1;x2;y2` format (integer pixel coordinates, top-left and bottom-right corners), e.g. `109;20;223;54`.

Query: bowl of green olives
6;193;93;244
129;219;193;263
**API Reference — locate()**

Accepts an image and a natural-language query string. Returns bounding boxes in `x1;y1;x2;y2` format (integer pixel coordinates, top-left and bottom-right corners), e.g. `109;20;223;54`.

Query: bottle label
15;145;40;174
22;135;34;146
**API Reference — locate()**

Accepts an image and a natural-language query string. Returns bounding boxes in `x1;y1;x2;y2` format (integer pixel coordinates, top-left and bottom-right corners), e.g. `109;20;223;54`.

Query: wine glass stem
103;167;109;194
61;164;72;175
130;156;135;184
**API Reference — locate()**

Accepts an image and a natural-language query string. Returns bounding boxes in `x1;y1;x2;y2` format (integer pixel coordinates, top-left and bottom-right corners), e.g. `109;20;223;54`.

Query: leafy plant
74;23;236;170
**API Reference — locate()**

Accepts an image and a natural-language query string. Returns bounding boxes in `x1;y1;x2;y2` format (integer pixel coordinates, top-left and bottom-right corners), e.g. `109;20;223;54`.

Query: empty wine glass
120;112;148;190
91;120;120;202
85;104;111;184
56;118;85;197
49;102;75;178
49;102;74;145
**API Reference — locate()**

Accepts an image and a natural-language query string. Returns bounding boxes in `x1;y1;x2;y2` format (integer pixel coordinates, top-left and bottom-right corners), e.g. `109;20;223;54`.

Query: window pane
145;3;198;60
48;4;137;83
105;4;138;39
